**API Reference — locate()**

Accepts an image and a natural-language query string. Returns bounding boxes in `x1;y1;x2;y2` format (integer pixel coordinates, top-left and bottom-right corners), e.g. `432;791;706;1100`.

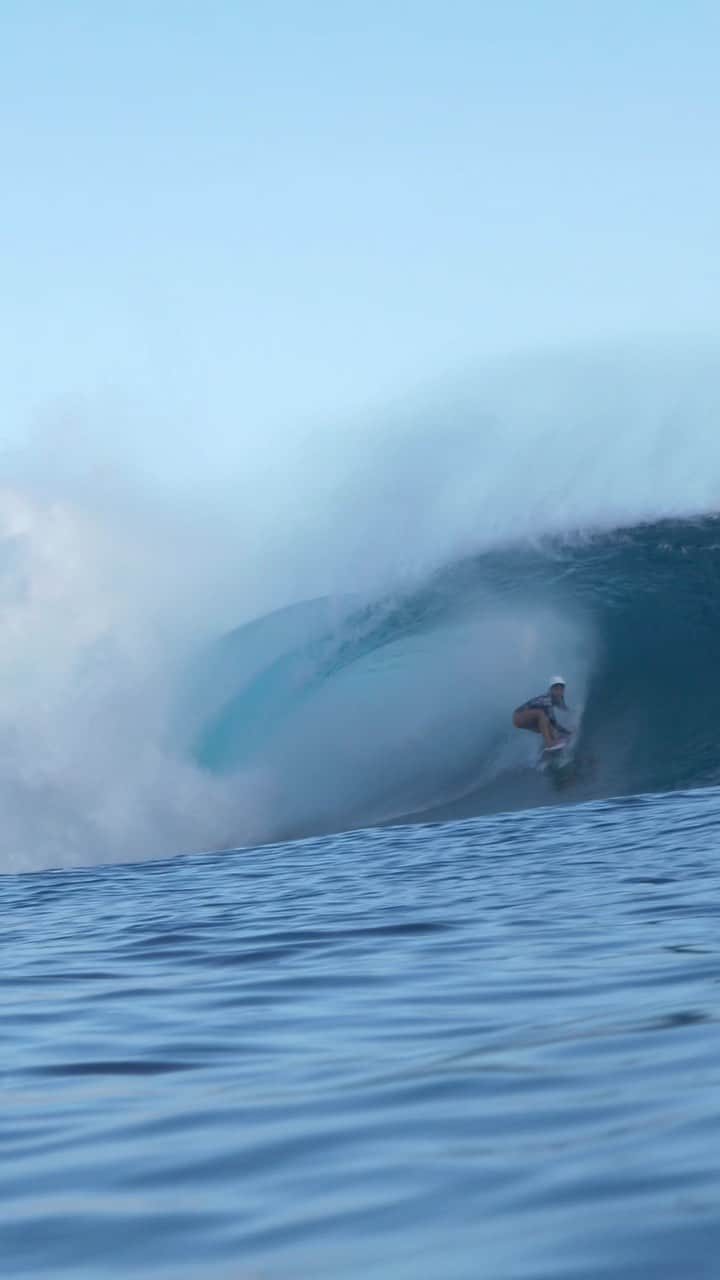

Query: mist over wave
0;488;265;872
3;345;720;871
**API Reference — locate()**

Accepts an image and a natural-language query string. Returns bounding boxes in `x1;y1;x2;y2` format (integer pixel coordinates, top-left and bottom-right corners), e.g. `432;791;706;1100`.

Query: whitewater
5;348;720;1279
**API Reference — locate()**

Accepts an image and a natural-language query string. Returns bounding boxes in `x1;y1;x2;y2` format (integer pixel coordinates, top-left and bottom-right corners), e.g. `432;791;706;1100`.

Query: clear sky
2;1;719;489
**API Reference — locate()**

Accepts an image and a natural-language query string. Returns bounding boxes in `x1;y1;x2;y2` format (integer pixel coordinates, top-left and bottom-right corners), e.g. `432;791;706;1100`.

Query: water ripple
3;785;720;1277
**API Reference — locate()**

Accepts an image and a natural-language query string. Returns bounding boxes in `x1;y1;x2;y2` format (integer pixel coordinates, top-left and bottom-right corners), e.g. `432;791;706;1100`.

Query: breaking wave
4;344;720;868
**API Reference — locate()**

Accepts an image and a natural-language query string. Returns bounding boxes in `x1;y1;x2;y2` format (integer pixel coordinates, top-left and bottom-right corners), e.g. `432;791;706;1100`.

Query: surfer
513;677;570;750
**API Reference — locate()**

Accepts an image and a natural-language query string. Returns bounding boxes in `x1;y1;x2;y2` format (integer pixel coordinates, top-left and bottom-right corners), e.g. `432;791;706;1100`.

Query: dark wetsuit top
516;693;570;736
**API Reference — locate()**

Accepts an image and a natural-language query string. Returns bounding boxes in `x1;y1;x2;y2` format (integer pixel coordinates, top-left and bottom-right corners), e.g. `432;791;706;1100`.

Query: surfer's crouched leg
512;708;556;748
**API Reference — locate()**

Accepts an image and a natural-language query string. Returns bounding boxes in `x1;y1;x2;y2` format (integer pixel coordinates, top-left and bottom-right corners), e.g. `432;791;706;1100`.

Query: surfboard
538;734;575;773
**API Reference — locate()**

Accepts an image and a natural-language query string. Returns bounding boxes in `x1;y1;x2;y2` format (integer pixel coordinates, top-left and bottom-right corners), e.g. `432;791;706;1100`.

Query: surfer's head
549;676;566;704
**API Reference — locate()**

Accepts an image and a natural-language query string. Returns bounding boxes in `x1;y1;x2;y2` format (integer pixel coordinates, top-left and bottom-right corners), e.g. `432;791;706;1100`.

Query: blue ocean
4;401;720;1277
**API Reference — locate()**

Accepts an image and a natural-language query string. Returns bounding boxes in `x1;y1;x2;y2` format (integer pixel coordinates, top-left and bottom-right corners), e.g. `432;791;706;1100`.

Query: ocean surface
6;783;720;1280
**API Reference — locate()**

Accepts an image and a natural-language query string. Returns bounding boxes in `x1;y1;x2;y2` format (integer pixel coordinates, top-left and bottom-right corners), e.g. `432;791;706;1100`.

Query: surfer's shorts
515;701;553;720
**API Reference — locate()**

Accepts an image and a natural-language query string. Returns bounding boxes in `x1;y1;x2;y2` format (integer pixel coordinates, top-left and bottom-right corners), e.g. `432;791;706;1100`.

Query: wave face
191;515;720;835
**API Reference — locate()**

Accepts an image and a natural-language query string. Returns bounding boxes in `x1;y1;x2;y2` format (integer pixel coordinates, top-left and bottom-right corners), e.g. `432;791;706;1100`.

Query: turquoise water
6;785;720;1279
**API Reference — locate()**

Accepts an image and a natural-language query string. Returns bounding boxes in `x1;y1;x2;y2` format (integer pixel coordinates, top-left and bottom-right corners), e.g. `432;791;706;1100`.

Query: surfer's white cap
549;675;566;687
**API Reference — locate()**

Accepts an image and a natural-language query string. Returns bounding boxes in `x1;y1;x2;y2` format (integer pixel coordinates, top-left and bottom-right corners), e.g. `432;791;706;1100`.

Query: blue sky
2;1;719;488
